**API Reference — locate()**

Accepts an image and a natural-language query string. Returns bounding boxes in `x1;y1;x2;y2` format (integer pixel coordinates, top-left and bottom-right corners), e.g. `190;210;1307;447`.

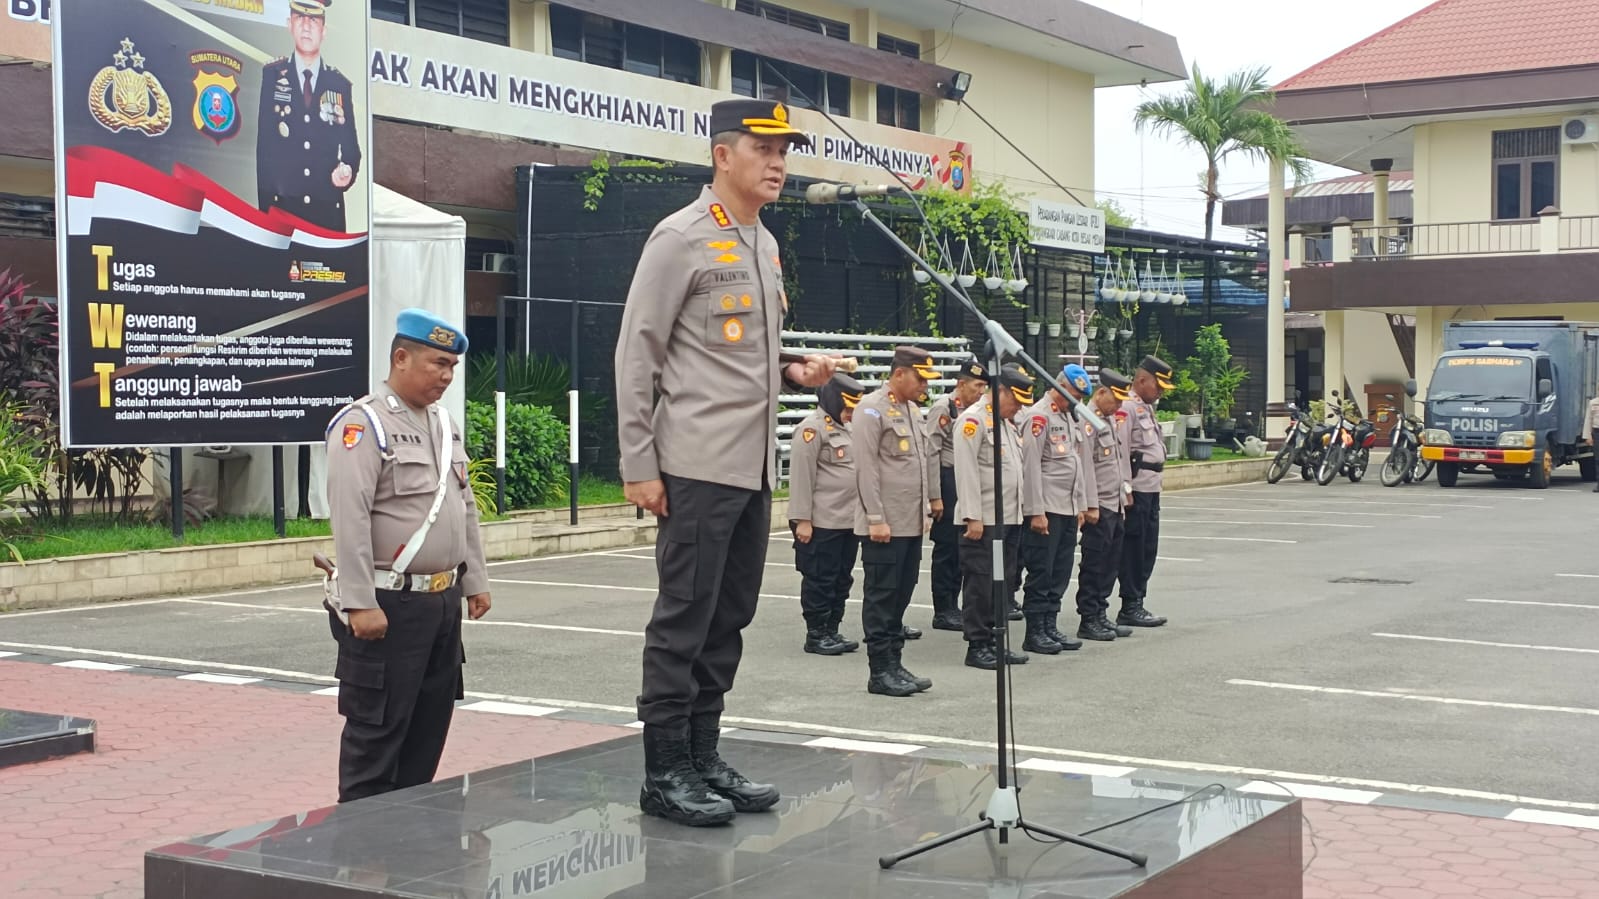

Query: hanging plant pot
1172;292;1188;306
912;267;931;284
1066;322;1080;337
1006;278;1028;293
1118;328;1134;340
983;275;1005;291
1025;321;1042;335
1046;323;1062;337
1084;326;1099;339
957;273;977;288
955;241;977;288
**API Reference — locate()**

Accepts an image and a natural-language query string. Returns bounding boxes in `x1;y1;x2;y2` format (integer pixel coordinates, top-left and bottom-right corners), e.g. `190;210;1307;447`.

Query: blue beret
1061;364;1090;393
396;307;468;354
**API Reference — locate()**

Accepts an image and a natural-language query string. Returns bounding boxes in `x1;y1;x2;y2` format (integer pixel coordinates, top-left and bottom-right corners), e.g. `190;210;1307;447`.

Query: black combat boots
804;627;852;656
1022;614;1063;654
827;612;861;653
1078;615;1118;641
640;723;735;826
1100;614;1134;637
930;595;963;631
1117;601;1166;627
1045;613;1083;651
868;650;919;697
893;649;932;692
689;716;780;813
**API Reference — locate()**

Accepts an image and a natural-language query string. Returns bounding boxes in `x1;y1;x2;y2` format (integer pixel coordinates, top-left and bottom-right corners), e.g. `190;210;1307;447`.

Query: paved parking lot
5;469;1599;819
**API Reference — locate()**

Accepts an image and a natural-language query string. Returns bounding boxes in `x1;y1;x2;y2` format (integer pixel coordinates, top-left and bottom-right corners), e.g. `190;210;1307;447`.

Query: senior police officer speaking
321;309;490;804
615;98;837;827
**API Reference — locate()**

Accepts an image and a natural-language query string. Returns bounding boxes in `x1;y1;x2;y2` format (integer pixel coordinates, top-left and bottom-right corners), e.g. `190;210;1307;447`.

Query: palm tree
1133;64;1311;241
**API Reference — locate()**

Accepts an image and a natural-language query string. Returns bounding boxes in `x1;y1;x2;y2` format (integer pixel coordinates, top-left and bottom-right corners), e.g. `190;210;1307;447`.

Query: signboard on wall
2;0;52;62
1029;198;1105;254
52;0;372;447
368;20;973;192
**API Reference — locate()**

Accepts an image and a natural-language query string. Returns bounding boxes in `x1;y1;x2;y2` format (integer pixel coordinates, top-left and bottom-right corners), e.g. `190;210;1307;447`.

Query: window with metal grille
875;34;921;132
734;0;850;41
550;6;702;84
732;53;848;117
414;0;510;46
1491;127;1559;221
372;0;409;24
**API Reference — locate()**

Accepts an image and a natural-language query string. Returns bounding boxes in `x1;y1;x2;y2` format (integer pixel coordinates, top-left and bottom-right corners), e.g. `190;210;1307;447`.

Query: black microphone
804;182;903;204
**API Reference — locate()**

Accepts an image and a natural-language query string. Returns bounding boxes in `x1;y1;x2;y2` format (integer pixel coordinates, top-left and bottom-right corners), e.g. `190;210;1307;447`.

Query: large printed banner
54;0;371;447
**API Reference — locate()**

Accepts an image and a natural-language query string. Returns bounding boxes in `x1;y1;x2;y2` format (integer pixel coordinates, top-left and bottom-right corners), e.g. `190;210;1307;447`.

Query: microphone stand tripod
840;198;1146;872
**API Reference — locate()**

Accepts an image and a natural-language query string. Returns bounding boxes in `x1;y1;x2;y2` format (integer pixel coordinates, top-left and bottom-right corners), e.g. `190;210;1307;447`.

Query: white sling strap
390;405;454;575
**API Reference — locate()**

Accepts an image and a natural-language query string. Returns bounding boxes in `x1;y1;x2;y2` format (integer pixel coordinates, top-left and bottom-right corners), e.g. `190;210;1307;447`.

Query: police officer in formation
1074;369;1138;642
955;363;1036;670
855;346;939;697
322;309;491;803
257;0;362;232
1585;393;1599;492
1118;356;1173;629
923;357;989;631
1017;364;1095;655
614;97;836;827
788;373;867;655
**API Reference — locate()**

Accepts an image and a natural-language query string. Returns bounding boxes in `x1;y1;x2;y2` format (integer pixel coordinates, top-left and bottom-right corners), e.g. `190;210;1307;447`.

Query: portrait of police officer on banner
256;0;362;232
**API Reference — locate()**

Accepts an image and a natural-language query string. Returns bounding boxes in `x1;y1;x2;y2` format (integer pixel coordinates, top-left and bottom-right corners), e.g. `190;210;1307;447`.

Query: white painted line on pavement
1507;808;1599;830
53;659;131;671
311;686;341;696
169;598;645;637
0;641;338;683
1161;518;1371;529
1161;535;1297;544
1468;599;1599;611
0;651;19;658
1017;758;1136;777
1372;633;1599;655
458;700;561;717
1176;495;1493;510
1228;680;1599;717
178;673;263;685
804;736;924;756
1556;573;1599;579
0;598;182;619
1163;505;1440;519
1239;781;1381;804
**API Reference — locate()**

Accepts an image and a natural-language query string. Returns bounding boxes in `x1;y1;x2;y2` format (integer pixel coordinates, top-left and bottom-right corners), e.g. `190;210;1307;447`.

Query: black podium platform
147;734;1302;899
0;708;95;769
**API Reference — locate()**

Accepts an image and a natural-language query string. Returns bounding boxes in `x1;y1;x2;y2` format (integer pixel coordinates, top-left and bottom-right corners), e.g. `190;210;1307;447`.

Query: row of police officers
786;351;1176;695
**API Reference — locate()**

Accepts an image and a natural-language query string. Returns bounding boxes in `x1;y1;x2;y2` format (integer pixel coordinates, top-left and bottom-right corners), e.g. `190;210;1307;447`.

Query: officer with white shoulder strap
321;307;490;803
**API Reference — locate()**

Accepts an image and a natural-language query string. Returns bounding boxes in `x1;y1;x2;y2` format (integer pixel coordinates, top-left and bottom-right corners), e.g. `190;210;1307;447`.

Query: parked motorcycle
1379;379;1434;487
1315;391;1377;485
1266;402;1315;484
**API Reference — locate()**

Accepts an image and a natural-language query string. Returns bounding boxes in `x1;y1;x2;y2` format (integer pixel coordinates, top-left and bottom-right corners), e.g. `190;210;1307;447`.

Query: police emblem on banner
190;50;243;144
89;38;171;136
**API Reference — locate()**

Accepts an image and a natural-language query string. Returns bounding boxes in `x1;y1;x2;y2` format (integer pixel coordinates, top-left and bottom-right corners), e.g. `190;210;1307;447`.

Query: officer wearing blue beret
322;308;489;802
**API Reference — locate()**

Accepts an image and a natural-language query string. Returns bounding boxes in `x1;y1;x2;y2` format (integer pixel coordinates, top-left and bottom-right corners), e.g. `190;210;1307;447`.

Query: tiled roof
1276;0;1599;91
1241;172;1416;201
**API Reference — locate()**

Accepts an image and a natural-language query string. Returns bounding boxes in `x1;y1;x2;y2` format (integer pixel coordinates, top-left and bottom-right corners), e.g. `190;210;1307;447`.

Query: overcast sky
1085;0;1436;242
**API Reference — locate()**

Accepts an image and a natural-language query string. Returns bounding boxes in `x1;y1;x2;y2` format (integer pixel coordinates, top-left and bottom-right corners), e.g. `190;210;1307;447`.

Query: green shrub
464;400;569;509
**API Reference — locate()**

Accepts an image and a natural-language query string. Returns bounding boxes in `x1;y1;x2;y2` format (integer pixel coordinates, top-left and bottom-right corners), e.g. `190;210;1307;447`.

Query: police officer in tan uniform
1017;364;1093;655
1584;394;1599;492
614;98;835;827
322;308;490;803
1118;356;1172;628
1075;370;1137;642
789;373;866;656
855;346;938;697
955;363;1034;670
924;356;987;631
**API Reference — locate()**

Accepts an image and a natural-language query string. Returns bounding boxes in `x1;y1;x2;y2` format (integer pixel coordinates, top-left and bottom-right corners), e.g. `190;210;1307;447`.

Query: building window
550;6;702;84
732;0;850;116
875;34;921;132
1492;127;1558;221
372;0;409;24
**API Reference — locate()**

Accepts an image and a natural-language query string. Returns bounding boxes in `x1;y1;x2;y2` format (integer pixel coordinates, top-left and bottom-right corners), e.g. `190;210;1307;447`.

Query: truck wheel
1436;463;1459;488
1581;456;1596;482
1529;451;1552;490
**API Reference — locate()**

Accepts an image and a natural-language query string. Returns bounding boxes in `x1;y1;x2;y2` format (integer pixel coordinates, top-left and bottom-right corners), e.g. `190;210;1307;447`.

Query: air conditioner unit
1562;116;1599;145
475;252;517;273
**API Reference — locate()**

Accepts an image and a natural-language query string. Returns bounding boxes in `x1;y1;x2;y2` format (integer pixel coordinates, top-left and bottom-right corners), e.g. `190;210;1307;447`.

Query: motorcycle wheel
1267;436;1297;484
1380;443;1411;487
1411;456;1434;483
1348;448;1369;483
1317;444;1345;485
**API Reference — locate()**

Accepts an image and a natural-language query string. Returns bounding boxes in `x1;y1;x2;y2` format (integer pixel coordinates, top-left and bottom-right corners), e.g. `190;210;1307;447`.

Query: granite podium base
0;707;95;769
148;735;1301;899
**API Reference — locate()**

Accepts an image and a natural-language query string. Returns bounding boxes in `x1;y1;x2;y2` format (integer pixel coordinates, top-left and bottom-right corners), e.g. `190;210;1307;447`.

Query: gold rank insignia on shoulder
708;203;733;229
962;420;978;438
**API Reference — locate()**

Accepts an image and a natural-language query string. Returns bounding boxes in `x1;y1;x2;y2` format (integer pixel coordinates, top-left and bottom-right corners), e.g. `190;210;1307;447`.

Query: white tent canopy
152;184;468;519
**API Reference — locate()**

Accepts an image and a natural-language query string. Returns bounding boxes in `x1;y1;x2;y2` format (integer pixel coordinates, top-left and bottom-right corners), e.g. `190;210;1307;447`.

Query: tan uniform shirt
1584;396;1599;435
787;409;856;531
324;383;489;610
953;401;1024;527
614;185;786;491
854;386;931;537
1089;405;1133;512
1020;398;1090;517
1122;396;1166;492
